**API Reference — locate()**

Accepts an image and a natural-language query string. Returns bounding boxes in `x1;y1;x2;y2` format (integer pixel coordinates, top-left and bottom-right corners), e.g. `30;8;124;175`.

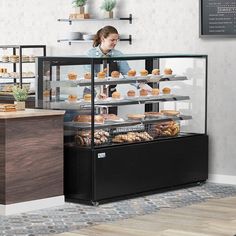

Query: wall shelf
57;35;132;45
58;14;132;25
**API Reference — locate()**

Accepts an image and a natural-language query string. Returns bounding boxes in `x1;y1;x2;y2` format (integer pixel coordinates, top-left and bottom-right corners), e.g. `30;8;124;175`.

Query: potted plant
12;86;28;110
101;0;116;18
72;0;87;14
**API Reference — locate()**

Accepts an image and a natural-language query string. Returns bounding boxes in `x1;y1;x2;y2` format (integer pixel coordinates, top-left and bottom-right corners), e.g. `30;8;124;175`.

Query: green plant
100;0;116;11
72;0;87;7
12;86;28;101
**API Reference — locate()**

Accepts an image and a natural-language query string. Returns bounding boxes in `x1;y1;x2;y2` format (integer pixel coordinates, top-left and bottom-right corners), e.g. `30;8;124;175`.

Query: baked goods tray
63;115;192;130
95;95;190;106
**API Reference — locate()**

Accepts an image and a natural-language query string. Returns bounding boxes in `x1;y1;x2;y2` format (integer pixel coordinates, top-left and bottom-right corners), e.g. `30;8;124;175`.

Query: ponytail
93;29;102;47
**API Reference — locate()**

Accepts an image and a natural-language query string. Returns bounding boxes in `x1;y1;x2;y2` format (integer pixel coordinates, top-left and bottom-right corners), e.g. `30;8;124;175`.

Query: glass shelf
47;95;190;109
64;115;192;130
48;75;187;88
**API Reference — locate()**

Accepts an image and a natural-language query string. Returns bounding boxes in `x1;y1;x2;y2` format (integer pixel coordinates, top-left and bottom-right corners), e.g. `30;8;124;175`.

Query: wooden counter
0;109;65;214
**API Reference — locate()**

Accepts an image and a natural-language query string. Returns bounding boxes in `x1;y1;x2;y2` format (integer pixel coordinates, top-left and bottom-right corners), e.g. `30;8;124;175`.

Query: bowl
83;34;95;40
68;32;82;40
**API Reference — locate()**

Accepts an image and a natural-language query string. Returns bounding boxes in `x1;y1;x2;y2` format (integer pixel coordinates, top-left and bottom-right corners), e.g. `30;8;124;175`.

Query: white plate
96;97;112;101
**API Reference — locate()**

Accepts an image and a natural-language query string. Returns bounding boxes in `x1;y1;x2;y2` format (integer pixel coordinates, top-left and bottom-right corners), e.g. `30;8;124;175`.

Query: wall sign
200;0;236;36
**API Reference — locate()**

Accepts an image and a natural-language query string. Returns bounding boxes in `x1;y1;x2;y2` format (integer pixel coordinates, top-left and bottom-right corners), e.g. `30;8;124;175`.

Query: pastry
164;68;173;75
0;104;17;112
112;91;121;99
140;69;148;76
9;55;19;63
73;115;104;124
151;88;160;96
84;72;91;80
2;55;9;63
97;71;106;79
67;72;77;80
150;121;180;137
127;114;145;120
127;90;136;97
68;94;77;102
127;69;136;77
101;113;119;121
84;93;91;101
111;71;120;78
162;87;171;94
139;89;148;96
161;110;180;116
144;112;163;118
152;69;160;75
21;55;29;62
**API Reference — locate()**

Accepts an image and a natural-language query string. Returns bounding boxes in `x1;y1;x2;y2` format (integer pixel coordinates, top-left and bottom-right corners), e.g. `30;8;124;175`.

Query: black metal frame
36;54;208;205
0;44;46;88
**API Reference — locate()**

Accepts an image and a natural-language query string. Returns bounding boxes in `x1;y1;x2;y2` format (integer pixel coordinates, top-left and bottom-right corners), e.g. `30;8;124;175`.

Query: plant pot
75;6;85;14
104;11;113;19
14;101;25;111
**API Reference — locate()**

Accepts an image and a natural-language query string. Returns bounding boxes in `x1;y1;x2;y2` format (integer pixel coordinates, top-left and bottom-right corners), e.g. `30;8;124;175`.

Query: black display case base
64;134;208;205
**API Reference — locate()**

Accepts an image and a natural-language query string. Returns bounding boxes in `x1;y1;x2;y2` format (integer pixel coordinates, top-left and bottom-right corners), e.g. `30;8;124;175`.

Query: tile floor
0;183;236;236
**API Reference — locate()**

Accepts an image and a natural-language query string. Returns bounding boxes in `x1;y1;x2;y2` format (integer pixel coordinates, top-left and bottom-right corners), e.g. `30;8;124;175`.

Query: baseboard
208;174;236;185
0;195;65;215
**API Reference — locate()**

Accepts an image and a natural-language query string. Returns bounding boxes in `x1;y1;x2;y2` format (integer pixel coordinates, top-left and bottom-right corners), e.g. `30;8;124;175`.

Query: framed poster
200;0;236;37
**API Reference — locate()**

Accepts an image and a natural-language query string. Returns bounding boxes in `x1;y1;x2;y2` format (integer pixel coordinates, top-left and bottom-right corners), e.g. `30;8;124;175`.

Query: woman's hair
93;25;119;47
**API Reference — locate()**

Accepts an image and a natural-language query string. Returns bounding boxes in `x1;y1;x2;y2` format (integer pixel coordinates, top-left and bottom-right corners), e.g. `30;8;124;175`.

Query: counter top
0;109;65;119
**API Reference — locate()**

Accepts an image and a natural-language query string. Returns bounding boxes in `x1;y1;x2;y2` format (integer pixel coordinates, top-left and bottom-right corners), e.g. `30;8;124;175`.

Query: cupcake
140;69;148;76
84;93;91;101
67;72;77;80
127;90;136;97
112;91;121;99
127;69;136;77
162;87;171;94
111;71;120;78
164;68;173;75
140;89;148;96
151;88;160;96
68;94;77;102
97;71;106;79
152;69;160;75
84;72;91;80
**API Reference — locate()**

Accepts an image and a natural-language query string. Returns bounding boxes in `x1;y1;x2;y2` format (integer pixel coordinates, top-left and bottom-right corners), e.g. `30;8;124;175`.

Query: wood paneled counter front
0;109;65;215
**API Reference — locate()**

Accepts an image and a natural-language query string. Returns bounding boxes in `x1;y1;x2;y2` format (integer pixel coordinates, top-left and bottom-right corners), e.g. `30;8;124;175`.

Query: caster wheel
91;201;99;207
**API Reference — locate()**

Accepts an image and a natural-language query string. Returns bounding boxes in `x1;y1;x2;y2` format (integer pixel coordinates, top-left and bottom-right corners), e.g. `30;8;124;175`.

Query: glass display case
36;53;208;205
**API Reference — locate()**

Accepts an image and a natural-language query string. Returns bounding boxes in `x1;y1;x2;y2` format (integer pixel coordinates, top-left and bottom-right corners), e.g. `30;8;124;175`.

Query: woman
84;25;130;97
87;25;130;74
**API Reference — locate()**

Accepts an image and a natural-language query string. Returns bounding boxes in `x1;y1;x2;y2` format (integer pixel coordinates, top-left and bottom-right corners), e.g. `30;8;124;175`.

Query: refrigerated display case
36;53;208;205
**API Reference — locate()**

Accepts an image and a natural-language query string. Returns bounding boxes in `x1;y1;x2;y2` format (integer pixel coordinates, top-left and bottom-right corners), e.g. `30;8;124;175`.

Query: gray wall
0;0;236;180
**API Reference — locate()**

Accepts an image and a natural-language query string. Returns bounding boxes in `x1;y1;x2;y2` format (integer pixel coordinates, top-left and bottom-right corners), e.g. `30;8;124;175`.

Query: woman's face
101;33;119;50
